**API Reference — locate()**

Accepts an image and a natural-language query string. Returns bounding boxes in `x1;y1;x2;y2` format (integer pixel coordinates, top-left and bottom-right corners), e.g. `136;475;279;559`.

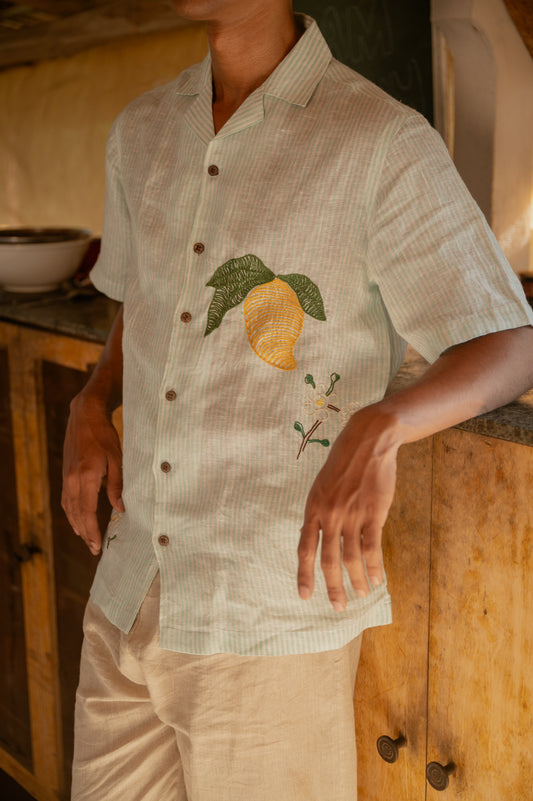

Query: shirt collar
175;14;331;109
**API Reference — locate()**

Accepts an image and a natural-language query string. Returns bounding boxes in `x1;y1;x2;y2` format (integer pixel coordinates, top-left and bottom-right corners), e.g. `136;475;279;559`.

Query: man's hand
298;327;533;611
297;405;399;611
61;393;124;556
61;304;124;555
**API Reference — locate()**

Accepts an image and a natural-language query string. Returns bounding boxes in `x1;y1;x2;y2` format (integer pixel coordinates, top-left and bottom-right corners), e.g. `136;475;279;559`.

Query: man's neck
207;5;301;132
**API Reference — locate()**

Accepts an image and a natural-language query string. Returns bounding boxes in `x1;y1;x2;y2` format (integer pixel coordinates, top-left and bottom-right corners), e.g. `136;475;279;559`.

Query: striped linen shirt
89;15;533;655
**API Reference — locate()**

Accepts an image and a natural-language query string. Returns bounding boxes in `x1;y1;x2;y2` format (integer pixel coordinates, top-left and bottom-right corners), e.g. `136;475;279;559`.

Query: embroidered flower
304;384;337;421
294;371;342;459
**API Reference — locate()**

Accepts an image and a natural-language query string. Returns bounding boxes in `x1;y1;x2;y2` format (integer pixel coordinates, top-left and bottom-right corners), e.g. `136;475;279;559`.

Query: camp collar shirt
89;15;533;656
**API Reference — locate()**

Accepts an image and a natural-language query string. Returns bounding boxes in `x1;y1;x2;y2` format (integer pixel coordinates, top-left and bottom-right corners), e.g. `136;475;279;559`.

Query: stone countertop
389;347;533;448
0;284;120;343
1;286;532;447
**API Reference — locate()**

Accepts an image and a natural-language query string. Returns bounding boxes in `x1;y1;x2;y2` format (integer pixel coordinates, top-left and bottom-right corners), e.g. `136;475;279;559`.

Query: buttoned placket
151;133;224;556
150;83;268;577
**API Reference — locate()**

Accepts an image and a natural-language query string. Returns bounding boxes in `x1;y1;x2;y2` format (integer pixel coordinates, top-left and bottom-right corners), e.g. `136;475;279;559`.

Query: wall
432;0;533;273
1;3;532;272
0;24;207;234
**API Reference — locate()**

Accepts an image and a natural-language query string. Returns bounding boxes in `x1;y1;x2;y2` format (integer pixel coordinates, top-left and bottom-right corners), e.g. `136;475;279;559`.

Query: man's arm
62;304;125;555
298;325;533;611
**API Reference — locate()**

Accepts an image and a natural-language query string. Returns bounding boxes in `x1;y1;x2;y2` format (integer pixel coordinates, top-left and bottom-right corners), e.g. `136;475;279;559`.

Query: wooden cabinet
1;314;532;801
0;320;110;801
355;428;533;800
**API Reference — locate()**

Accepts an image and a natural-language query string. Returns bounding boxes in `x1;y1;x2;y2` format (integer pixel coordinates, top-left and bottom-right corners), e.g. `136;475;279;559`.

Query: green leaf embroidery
326;372;340;396
204;254;275;335
294;421;305;438
278;274;326;321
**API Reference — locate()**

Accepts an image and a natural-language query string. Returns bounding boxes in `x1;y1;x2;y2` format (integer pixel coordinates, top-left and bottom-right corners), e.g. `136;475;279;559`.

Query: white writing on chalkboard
295;0;433;119
320;0;395;63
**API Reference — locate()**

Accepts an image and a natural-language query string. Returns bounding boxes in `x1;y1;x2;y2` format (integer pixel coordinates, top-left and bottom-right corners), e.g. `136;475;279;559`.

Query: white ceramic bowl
0;227;92;293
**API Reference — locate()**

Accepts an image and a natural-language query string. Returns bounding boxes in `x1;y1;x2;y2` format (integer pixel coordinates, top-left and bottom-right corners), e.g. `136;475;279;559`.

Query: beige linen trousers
72;574;362;801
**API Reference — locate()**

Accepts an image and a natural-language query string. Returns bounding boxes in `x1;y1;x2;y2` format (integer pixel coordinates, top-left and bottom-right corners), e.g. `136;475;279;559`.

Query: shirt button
165;389;177;401
160;461;171;473
180;311;192;323
207;164;219;176
193;242;205;254
158;534;170;546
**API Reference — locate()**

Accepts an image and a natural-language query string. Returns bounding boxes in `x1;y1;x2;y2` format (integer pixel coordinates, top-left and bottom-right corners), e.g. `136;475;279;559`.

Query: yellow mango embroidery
204;254;325;370
244;278;304;370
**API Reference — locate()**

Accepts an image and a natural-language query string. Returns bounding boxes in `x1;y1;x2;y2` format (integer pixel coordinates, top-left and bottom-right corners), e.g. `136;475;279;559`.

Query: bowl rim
0;227;92;244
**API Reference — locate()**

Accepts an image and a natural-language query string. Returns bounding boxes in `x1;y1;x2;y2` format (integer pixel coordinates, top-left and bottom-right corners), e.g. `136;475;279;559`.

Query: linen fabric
89;15;533;655
72;574;362;801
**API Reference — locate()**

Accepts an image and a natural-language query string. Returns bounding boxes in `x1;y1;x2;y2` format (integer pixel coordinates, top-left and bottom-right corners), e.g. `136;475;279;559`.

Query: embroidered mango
204;254;326;371
244;278;304;370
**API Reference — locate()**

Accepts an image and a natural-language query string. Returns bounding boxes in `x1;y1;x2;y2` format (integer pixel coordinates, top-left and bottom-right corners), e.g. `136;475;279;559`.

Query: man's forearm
377;325;533;450
298;325;533;609
77;304;124;413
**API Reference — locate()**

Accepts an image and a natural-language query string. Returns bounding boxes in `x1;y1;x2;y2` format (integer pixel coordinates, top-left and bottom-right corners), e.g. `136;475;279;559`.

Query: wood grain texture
354;438;433;801
0;0;194;70
0;347;32;769
504;0;533;58
8;326;65;795
428;429;533;800
0;322;106;801
0;746;58;801
41;358;108;790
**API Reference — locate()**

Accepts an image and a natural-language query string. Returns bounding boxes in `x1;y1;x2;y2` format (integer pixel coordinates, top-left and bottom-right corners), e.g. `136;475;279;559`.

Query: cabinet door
41;358;112;792
428;429;533;800
0;344;32;773
0;323;108;801
354;437;433;801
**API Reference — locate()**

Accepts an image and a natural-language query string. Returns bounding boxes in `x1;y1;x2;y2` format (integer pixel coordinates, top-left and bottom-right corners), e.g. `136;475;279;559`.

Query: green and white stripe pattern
89;15;533;655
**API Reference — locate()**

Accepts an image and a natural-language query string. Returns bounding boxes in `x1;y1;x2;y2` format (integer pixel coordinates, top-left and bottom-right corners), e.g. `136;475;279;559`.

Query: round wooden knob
376;734;407;763
426;761;456;790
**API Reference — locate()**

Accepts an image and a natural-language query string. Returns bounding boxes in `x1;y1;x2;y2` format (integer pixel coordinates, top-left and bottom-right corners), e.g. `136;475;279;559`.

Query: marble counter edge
388;352;533;448
0;289;121;344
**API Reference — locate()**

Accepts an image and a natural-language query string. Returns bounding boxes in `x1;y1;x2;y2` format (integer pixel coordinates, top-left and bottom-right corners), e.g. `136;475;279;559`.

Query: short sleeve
90;120;131;302
367;112;533;363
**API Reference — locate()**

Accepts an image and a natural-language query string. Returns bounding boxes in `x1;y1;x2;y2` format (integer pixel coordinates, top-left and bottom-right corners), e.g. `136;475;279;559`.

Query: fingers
298;511;384;612
341;523;369;599
360;522;384;588
320;520;347;611
297;405;397;610
62;407;124;555
61;473;103;556
297;520;319;600
106;453;125;513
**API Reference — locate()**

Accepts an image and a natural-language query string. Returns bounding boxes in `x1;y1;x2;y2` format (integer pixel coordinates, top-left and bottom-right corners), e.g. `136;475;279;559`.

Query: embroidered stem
326;372;341;396
297;419;322;460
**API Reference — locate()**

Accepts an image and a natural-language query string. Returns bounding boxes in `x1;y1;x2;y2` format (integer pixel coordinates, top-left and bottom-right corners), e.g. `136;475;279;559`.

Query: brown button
208;164;219;176
160;461;171;473
180;312;192;323
165;389;177;401
158;534;169;547
193;242;205;254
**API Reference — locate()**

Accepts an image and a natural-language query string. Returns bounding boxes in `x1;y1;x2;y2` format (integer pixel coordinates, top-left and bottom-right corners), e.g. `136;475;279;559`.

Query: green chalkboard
294;0;433;121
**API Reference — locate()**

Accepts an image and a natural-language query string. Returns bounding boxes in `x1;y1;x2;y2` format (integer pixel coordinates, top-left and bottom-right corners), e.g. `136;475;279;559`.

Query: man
62;1;533;799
